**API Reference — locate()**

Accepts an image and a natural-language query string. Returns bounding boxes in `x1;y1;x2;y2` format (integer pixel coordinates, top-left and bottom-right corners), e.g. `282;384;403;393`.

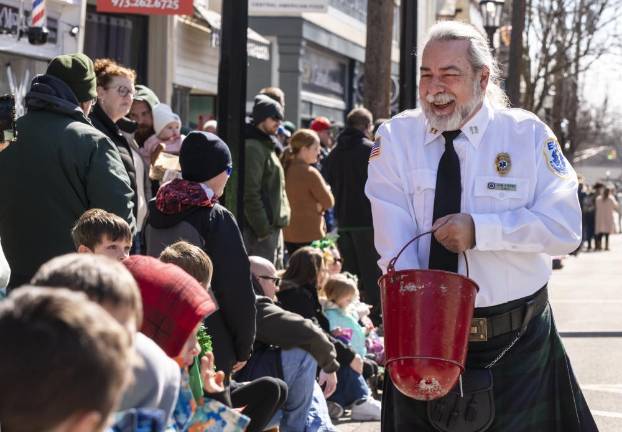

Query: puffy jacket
0;74;135;288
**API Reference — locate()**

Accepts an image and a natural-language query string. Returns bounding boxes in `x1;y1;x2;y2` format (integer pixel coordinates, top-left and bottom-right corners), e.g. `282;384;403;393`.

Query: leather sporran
427;369;494;432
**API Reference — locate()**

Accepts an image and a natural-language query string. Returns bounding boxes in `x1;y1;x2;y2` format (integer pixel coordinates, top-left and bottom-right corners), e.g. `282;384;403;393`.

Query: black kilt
382;292;598;432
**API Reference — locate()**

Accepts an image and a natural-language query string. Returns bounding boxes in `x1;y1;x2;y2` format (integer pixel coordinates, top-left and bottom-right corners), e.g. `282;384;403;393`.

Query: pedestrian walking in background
243;94;290;268
581;183;598;251
0;53;135;289
324;107;382;324
90;59;151;252
595;186;619;251
366;21;596;430
282;129;335;256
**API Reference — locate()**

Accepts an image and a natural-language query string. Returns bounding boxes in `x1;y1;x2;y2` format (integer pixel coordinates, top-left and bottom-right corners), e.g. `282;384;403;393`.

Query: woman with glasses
90;58;150;253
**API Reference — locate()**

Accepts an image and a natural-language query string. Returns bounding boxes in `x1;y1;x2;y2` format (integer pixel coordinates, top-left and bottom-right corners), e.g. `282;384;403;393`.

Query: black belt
469;287;549;342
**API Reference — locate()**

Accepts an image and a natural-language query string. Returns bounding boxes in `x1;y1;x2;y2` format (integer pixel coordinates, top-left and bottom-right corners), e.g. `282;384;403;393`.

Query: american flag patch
369;137;382;161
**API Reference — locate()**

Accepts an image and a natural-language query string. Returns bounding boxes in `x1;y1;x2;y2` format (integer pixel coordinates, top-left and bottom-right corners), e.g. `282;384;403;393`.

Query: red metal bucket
379;231;479;400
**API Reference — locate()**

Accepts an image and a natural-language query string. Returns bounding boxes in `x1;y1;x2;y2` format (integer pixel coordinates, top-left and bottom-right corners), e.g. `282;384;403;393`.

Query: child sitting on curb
159;241;287;432
323;273;369;359
0;286;132;432
123;255;249;431
31;253;180;428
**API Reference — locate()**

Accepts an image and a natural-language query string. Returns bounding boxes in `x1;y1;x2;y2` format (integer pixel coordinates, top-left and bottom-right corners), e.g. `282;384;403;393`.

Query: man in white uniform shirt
366;22;597;431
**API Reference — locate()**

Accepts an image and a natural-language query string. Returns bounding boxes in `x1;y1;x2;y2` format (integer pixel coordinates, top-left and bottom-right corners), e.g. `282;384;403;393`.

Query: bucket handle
386;229;470;277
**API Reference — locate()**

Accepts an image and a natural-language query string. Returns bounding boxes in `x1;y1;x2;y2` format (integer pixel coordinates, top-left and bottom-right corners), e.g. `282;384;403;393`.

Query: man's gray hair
424;21;510;109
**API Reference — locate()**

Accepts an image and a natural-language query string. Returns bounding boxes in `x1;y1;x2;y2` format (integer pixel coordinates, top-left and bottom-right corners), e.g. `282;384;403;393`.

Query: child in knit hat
145;132;256;381
123;255;250;431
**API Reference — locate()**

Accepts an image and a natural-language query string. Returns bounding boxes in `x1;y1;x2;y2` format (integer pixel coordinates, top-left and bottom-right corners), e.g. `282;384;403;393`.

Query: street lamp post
479;0;505;53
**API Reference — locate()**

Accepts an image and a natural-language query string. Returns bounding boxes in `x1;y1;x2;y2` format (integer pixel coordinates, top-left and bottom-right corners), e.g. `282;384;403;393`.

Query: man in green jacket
0;53;135;289
243;94;290;268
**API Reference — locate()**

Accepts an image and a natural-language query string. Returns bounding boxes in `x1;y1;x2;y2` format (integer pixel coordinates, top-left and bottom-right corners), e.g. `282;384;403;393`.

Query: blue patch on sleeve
543;138;570;178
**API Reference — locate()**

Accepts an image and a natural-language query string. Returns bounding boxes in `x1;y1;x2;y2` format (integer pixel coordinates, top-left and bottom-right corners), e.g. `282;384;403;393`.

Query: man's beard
135;126;154;146
422;79;483;132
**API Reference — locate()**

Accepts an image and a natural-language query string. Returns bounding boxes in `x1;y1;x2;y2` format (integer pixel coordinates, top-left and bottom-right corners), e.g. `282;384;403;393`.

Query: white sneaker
350;397;381;421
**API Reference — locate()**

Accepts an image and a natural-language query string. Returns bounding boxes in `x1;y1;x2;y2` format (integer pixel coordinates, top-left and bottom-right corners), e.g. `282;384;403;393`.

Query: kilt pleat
382;302;598;432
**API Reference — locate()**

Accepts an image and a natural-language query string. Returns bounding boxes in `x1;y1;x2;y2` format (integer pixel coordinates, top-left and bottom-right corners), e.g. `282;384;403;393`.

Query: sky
583;53;622;120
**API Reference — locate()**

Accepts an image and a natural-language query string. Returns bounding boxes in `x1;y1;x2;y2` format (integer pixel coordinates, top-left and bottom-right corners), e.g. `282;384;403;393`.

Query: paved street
337;234;622;431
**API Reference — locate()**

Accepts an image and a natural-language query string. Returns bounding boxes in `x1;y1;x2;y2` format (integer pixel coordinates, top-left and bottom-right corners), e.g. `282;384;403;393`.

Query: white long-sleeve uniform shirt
365;99;582;307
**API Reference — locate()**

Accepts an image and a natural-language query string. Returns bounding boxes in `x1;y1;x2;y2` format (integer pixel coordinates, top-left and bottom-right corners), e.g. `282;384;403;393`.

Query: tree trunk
507;0;525;107
364;0;394;120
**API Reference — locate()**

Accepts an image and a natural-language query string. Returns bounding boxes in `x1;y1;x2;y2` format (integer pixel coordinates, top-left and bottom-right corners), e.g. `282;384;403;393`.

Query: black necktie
429;130;462;272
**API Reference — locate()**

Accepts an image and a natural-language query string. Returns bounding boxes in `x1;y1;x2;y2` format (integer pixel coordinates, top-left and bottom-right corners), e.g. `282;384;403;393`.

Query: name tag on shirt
487;182;517;192
474;176;529;200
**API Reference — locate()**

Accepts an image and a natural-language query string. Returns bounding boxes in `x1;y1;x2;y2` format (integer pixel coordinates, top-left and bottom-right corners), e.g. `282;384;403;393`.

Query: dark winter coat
243;123;290;238
277;280;356;368
89;103;138;220
0;74;135;288
324;127;374;229
252;278;339;373
145;180;256;375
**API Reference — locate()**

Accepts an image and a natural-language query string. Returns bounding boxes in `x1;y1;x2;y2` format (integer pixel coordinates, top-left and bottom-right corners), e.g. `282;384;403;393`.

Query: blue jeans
306;381;337;432
267;348;335;432
328;365;369;408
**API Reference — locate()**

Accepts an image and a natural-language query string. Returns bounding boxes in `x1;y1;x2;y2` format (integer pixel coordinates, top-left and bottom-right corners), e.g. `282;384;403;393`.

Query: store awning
193;5;270;61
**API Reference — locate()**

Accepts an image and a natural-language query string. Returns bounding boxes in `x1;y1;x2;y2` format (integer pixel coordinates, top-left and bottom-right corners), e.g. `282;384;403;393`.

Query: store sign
249;0;328;15
96;0;193;15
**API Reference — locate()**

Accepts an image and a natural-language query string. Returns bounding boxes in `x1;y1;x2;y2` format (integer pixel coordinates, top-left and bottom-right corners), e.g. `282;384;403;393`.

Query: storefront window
0;53;47;117
301;45;347;99
188;94;216;130
83;6;148;82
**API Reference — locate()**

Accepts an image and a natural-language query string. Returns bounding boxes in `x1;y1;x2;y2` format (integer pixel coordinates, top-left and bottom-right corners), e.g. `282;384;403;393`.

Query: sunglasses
226;165;233;176
258;275;281;286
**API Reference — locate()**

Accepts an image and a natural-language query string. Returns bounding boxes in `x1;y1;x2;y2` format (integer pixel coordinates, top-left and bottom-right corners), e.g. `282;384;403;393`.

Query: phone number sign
96;0;192;15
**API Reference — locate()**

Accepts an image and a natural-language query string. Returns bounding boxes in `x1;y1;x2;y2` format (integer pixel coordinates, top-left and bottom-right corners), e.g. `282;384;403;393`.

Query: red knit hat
123;255;217;358
310;116;332;132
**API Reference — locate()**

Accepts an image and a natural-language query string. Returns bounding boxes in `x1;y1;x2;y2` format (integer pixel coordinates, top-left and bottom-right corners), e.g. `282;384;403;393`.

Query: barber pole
31;0;46;27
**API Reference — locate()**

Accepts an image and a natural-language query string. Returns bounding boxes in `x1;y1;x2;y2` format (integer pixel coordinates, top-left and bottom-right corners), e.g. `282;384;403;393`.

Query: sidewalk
336;234;622;431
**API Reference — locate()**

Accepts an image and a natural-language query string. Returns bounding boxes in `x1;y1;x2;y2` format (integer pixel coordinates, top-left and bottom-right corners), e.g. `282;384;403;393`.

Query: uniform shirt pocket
408;169;437;230
473;176;530;213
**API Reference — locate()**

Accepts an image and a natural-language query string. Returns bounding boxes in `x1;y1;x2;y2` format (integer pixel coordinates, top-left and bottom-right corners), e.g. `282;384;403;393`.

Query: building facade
247;0;401;127
0;0;85;115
